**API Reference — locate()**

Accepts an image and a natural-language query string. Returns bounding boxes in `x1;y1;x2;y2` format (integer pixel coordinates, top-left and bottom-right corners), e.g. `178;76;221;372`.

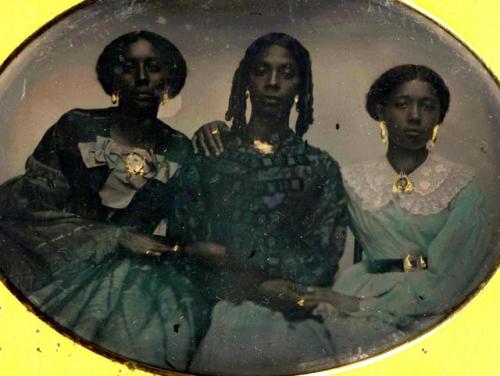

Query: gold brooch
392;172;414;193
126;152;146;176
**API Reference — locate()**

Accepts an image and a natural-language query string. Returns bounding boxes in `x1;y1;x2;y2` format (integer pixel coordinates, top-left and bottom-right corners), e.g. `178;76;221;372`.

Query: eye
394;100;408;109
422;102;437;111
121;61;136;73
252;65;268;76
146;61;162;73
281;69;295;80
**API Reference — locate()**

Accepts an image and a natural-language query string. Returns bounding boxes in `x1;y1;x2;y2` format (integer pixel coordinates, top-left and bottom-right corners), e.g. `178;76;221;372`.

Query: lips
134;93;154;100
262;96;281;105
404;130;423;137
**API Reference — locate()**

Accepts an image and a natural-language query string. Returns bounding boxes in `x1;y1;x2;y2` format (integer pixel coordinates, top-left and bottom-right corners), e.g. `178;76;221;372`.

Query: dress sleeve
0;116;72;219
361;181;494;324
162;158;208;244
278;156;348;286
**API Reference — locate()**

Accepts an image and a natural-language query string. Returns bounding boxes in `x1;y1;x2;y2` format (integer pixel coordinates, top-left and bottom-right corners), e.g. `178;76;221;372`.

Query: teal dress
312;153;494;365
0;108;209;371
187;130;348;375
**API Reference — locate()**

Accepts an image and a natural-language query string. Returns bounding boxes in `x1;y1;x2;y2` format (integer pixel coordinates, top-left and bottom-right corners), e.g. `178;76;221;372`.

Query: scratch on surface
21;79;26;100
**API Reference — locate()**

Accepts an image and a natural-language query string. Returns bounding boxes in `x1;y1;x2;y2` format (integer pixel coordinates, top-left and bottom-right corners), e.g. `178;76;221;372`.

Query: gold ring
297;298;305;307
210;128;219;135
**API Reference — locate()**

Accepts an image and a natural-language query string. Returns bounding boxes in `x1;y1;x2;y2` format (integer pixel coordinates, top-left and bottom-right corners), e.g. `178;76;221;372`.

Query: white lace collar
342;153;475;215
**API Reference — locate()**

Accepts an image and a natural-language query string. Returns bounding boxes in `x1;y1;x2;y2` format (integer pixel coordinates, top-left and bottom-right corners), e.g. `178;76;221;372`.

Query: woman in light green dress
304;65;494;365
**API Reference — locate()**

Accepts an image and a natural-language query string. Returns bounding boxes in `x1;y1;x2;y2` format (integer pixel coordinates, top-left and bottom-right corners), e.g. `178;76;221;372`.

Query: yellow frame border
0;1;498;375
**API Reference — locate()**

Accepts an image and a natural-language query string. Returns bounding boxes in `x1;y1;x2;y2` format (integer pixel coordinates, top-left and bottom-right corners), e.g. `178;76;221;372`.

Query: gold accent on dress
403;254;414;272
392;172;414;193
210;128;219;135
419;255;428;269
253;140;274;154
126;152;146;176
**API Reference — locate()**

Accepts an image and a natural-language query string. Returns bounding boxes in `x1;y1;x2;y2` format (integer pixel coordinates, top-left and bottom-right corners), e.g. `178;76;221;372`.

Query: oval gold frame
0;1;498;375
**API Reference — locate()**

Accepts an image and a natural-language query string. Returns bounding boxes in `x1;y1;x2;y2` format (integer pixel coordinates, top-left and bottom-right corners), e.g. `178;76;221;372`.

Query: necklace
392;171;414;193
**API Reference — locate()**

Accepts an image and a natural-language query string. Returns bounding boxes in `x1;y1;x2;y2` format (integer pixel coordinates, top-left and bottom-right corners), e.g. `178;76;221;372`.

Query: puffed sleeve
361;181;494;324
163;156;208;244
0;114;72;219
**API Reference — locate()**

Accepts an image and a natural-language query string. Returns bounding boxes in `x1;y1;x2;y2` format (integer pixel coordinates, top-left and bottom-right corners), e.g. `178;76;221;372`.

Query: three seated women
0;30;494;374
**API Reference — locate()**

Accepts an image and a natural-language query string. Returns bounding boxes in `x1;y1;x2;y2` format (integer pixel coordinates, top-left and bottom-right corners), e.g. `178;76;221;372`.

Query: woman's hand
300;287;361;313
118;230;173;258
192;121;230;157
258;279;304;310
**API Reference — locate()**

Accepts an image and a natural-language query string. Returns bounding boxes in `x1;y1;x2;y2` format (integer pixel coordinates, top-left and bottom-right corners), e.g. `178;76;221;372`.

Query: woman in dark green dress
187;32;350;375
0;31;210;371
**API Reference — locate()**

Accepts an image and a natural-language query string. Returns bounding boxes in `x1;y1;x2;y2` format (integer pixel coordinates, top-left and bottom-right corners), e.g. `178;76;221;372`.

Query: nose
266;70;280;90
136;62;149;84
408;103;421;124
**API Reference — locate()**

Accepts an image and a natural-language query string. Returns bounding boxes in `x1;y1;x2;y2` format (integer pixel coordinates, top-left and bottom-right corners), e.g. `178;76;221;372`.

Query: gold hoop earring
379;121;388;145
161;88;169;105
111;92;119;105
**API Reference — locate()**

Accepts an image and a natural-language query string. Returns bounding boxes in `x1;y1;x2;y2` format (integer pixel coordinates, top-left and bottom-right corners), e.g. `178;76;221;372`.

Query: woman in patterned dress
186;32;350;375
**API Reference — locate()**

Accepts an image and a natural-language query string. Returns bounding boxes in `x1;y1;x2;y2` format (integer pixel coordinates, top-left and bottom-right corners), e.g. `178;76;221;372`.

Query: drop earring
428;124;440;149
431;124;439;143
379;121;388;145
161;87;169;105
111;91;119;105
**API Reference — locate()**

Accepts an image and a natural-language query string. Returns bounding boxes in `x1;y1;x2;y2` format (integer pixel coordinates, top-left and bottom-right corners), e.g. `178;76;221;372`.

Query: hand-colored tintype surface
0;1;498;375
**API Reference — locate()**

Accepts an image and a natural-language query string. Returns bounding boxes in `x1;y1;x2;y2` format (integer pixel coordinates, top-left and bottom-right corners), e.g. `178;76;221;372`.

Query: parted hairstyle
366;64;450;123
225;32;314;137
96;30;187;98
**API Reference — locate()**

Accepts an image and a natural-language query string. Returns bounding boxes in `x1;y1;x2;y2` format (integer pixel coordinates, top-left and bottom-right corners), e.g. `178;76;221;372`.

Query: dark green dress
188;129;348;374
0;108;208;371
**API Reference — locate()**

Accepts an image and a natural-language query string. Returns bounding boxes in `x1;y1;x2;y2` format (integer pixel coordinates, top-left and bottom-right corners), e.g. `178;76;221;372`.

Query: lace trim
342;153;475;215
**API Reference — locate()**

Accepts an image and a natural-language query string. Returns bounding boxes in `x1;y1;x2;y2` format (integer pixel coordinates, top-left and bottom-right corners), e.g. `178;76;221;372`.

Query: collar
342;152;475;215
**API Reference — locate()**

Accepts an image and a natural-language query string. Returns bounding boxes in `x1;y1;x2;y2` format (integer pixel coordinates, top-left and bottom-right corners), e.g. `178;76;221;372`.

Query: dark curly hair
225;32;314;137
96;30;187;98
366;64;450;123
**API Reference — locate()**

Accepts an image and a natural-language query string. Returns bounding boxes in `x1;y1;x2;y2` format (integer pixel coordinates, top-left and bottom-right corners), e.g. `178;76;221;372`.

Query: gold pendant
392;172;414;193
126;152;146;176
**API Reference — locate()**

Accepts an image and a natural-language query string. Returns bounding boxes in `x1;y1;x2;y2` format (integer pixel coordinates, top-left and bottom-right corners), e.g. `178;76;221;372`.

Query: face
248;44;301;118
379;79;441;150
113;38;168;112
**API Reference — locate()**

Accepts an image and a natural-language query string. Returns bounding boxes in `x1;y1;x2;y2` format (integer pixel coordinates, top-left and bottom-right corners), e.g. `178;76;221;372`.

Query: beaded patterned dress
187;129;348;375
